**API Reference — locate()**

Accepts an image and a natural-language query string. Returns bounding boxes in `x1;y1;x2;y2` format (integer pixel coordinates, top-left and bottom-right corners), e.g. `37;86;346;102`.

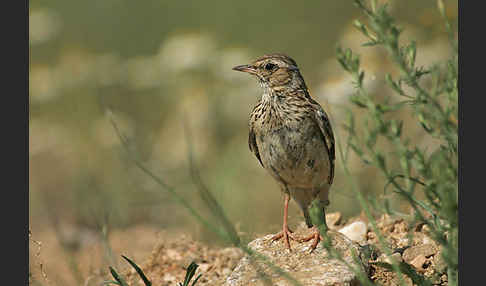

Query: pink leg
271;193;297;250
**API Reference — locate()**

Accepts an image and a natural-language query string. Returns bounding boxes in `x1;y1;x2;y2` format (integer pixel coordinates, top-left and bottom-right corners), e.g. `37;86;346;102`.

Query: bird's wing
248;126;264;167
309;99;335;184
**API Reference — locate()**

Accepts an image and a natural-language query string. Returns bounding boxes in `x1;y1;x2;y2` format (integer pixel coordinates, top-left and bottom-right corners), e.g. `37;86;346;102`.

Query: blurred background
29;0;457;284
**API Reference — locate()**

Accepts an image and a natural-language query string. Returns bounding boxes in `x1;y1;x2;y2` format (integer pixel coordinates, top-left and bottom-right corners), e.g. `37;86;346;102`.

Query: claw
271;227;297;250
298;226;324;253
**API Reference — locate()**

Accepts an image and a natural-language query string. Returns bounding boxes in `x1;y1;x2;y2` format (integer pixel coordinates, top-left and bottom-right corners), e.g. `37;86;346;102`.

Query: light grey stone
224;229;368;286
338;221;368;243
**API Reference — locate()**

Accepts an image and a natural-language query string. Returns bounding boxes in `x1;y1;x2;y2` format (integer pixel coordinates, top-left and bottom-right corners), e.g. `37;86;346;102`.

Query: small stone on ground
338;221;368;243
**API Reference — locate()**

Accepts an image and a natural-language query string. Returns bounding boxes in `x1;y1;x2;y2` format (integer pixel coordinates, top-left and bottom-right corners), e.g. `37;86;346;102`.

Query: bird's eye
264;63;277;71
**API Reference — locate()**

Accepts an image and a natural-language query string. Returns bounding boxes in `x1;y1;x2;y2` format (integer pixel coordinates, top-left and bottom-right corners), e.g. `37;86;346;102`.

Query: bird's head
233;53;307;92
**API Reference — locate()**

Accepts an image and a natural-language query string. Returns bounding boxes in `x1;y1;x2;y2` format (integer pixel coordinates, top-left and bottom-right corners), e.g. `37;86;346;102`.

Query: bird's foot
271;227;298;251
298;226;325;253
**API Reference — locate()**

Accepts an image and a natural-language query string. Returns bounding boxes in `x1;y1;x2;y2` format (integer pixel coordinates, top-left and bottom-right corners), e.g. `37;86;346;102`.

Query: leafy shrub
333;0;457;284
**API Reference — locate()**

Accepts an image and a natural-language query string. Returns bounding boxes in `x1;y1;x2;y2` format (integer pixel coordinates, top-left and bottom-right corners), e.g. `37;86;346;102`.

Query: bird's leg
271;193;297;250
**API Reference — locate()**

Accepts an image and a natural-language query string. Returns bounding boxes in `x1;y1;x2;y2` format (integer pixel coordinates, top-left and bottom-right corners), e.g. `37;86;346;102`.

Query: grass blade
121;255;152;286
109;267;128;286
181;262;199;286
191;274;203;286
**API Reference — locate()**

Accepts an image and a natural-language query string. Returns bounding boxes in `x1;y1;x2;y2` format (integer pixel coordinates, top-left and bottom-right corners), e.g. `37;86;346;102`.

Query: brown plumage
233;53;335;252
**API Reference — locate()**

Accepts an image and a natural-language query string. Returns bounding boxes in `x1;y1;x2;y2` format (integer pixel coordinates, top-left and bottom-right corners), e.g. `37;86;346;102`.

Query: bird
232;53;335;252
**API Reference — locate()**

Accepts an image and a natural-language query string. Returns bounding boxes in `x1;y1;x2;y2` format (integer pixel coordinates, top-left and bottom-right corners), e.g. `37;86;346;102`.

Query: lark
233;53;335;252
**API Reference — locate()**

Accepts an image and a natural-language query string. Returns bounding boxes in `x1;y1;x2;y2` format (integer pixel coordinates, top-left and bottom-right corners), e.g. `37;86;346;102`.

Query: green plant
332;0;457;285
105;256;203;286
179;262;203;286
105;255;151;286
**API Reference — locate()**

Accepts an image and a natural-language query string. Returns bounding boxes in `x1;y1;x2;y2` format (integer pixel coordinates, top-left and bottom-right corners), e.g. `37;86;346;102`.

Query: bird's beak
232;64;257;74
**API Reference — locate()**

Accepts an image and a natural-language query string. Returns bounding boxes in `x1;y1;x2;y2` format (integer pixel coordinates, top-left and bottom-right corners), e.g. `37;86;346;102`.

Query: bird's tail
303;208;313;228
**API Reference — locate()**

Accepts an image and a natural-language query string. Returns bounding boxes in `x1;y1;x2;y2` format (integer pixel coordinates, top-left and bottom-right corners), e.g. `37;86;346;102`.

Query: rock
421;235;435;246
326;212;342;229
338;221;368;243
402;244;437;263
409;254;427;273
224;229;368;286
421;224;431;233
376;214;395;229
377;252;403;264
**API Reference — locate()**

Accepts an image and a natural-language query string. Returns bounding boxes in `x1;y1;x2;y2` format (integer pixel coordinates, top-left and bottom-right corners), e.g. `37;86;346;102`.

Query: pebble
409;254;427;272
402;244;437;263
421;233;435;245
325;212;342;229
338;221;367;243
377;252;403;264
